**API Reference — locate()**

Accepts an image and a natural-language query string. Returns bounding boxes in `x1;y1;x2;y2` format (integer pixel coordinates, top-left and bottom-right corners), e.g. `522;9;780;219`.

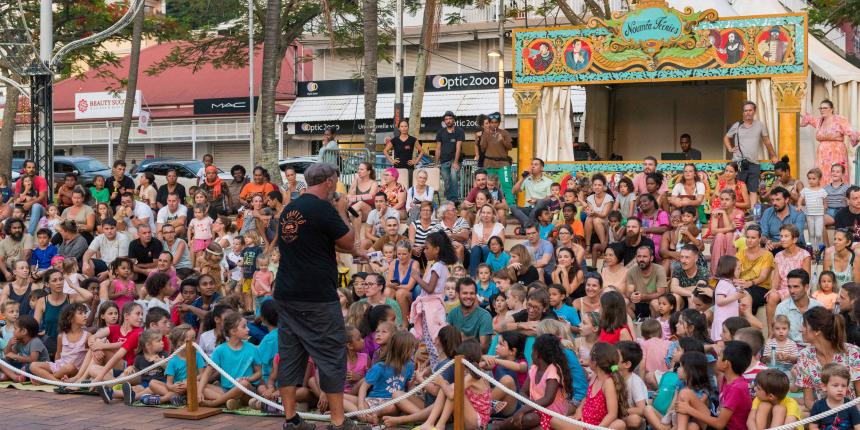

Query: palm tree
407;0;441;137
0;77;20;177
362;0;379;151
260;0;282;182
116;3;146;163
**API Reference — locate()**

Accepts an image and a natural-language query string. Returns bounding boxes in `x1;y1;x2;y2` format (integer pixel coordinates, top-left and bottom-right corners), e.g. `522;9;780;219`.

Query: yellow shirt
751;397;802;430
736;248;774;289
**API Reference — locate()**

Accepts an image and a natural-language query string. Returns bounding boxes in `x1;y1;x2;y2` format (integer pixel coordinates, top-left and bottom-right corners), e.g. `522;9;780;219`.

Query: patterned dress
794;343;860;400
801;114;860;185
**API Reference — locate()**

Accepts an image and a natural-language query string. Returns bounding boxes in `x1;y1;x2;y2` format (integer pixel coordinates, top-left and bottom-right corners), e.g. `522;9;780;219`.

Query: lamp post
487;48;504;118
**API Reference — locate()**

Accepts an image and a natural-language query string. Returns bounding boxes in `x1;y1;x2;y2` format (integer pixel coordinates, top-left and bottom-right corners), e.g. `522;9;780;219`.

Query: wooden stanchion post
164;341;221;420
454;355;464;430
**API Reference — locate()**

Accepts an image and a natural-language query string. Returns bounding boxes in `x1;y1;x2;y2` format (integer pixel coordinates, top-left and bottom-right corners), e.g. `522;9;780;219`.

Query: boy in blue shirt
254;300;280;414
30;228;58;279
475;264;499;308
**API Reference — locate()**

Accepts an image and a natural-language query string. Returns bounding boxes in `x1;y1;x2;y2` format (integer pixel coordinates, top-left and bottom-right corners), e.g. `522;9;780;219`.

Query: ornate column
771;77;806;175
513;86;542;207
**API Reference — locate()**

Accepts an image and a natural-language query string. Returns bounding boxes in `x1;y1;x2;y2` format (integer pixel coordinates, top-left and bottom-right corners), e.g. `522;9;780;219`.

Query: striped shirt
801;187;828;216
764;337;799;366
825;182;849;209
411;220;438;247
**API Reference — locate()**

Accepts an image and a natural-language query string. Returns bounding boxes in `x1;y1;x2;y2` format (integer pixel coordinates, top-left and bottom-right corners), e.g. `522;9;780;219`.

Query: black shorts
633;302;651;320
276;299;346;393
736;161;761;194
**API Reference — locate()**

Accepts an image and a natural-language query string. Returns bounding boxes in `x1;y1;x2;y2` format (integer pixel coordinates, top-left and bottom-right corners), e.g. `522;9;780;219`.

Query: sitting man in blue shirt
760;187;806;254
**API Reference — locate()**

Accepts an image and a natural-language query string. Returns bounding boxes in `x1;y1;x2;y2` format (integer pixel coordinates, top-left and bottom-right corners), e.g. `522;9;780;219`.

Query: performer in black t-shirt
384;120;424;188
274;162;364;430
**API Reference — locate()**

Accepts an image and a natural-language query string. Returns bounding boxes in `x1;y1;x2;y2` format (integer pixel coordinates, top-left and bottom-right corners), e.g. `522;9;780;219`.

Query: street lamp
487;49;504;120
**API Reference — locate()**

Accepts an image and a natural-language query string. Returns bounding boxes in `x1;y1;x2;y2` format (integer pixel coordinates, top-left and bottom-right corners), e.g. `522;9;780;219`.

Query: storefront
282;71;585;157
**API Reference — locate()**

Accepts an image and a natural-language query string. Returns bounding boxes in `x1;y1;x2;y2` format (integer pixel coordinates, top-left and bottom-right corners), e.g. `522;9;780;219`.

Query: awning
283;87;585;123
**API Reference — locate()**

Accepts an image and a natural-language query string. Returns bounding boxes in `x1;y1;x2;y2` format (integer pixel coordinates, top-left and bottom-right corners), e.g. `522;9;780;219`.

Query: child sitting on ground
0;315;48;382
29;303;89;381
164;324;204;407
677;340;753;430
810;363;860;430
443;277;459;313
640;318;671;389
0;301;20;360
197;312;261;409
351;330;420;424
122;329;173;406
617;341;648;430
250;300;281;414
747;369;800;430
418;339;492;430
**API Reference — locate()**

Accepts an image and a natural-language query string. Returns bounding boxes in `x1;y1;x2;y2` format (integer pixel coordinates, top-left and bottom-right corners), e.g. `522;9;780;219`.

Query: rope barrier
191;342;455;421
0;344;185;388
462;360;614;430
2;339;859;429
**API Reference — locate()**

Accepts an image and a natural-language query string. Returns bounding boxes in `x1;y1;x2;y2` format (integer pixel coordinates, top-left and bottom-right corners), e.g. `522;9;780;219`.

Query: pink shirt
189;216;213;240
252;270;273;296
640;337;671;373
720;376;752;430
711;279;739;341
528;364;568;414
345;352;369;392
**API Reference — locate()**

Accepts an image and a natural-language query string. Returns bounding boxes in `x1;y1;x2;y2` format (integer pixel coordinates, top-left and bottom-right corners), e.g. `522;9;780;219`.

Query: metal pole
40;0;52;62
107;121;113;165
498;0;505;116
394;0;404;125
277;114;284;160
249;0;255;166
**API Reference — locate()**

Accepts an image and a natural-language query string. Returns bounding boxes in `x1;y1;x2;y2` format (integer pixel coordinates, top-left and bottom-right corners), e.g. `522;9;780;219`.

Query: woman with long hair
507;244;540;285
551;247;584;298
469;204;504;277
822;229;860;287
584;174;614;265
600;242;628;294
573;273;603;315
669;163;705;209
712;162;750;211
795;307;860;409
347;162;378;221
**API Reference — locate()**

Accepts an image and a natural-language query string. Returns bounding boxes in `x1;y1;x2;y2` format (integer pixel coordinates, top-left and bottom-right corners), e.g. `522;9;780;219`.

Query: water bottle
770;345;777;367
753;203;762;221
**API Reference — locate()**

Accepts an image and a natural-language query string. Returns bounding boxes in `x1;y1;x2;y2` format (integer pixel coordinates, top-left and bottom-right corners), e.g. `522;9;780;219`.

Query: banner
74;90;142;120
137;110;150;135
512;0;807;86
298;72;514;97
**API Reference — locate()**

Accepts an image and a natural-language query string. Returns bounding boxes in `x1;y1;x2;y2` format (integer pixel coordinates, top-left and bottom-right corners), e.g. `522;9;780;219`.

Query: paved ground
0;389;293;430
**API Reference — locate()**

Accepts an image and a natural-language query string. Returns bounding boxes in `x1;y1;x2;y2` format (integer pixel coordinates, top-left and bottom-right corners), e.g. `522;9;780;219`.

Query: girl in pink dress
711;256;743;342
709;190;745;276
29;303;89;381
801;99;860;185
498;334;572;430
99;258;136;311
563;342;627;430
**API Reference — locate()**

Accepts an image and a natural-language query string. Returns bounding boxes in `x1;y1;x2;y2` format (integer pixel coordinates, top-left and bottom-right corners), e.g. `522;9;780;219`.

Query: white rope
0;344;185;388
765;395;860;430
462;360;614;430
192;342;455;421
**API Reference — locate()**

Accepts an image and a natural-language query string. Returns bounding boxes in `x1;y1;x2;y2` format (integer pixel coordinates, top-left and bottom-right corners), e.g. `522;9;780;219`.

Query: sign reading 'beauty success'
74;91;142;120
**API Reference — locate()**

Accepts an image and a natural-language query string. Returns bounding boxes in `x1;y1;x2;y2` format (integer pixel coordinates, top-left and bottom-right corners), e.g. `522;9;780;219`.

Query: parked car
135;160;232;190
10;158;23;182
129;157;173;176
53;156;114;188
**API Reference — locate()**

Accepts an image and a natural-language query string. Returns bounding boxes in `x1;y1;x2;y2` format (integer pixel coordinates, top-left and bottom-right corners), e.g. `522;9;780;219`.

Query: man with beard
524;224;555;281
679;134;701;160
274;162;363;430
760;187;806;252
626;245;667;319
511;159;553;235
833;186;860;245
460;170;491;220
435;111;465;203
774;269;821;344
616;217;655;266
632;156;668;195
446;277;493;351
0;218;33;281
669;244;710;309
479;112;514;203
14;160;49;236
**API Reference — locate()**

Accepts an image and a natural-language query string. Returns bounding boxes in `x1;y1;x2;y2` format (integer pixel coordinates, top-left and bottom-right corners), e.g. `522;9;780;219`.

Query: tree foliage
808;0;860;37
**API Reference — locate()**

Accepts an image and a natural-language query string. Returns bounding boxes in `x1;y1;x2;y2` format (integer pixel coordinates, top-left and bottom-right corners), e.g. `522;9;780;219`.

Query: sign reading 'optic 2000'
512;0;807;87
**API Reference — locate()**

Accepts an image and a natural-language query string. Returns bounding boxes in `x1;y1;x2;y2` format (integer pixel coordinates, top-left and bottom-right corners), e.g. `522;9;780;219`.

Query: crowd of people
2;102;860;430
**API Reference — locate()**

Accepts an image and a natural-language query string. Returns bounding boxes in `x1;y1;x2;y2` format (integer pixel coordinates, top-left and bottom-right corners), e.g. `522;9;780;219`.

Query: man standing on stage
479;112;514;204
274;162;362;430
724;100;778;207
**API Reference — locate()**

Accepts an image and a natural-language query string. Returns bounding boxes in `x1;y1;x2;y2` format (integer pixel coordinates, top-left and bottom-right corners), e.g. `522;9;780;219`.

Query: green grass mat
0;381;56;392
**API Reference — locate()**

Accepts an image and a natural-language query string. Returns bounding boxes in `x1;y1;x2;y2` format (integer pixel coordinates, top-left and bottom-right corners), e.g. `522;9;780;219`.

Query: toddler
164;324;205;407
38;205;63;236
810;363;860;430
350;331;418;424
763;315;798;371
799;167;828;255
251;253;273;316
443;277;459;313
0;301;20;360
30;303;89;381
711;255;743;342
240;232;263;314
0;315;48;382
813;270;839;310
639;318;671;388
188;204;213;267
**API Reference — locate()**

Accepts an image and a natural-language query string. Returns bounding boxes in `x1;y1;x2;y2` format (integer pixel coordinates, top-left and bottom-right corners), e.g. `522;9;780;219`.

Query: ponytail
591;342;628;417
610;367;629;418
804;307;847;353
834;313;847;353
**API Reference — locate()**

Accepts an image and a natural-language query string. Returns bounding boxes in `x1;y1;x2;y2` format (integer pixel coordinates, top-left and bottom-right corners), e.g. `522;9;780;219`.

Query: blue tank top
392;260;412;285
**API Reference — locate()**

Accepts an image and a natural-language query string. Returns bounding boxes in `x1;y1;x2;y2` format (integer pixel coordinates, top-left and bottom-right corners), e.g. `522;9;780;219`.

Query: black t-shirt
156;184;187;208
274;194;349;303
516;266;540;285
104;175;136;207
391;135;418;169
134;351;167;385
511;308;558;323
435;126;465;163
617;236;656;266
128;238;163;265
835;207;860;242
